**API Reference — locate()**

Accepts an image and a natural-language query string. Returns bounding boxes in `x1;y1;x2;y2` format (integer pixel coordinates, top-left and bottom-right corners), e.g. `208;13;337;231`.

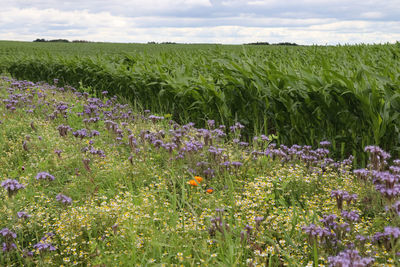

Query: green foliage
1;41;400;162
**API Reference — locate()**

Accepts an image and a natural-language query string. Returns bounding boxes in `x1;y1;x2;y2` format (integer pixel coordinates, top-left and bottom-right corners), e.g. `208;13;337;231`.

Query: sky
0;0;399;45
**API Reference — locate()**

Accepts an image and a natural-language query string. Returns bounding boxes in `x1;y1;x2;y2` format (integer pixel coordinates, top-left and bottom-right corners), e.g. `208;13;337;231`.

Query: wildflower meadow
0;76;399;266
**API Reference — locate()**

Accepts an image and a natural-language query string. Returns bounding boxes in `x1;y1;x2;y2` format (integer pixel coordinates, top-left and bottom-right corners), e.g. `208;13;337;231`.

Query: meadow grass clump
0;76;399;266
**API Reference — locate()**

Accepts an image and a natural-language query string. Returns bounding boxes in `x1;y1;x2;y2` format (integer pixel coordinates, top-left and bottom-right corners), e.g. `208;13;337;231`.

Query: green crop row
1;41;400;163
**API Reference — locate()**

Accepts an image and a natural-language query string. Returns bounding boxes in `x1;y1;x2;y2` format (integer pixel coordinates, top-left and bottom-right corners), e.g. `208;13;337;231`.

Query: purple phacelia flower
341;210;360;222
57;124;72;137
302;224;334;242
255;216;264;227
320;214;338;229
386;200;400;216
33;242;56;253
72;129;88;139
2;242;17;252
0;228;17;239
162;142;177;153
365;145;390;170
22;249;34;258
353;169;370;180
17;211;31;220
36;172;55;181
328;249;374;267
56;194;72;205
389;165;400;174
54;149;62;158
331;190;356;210
91;130;100;137
1;179;25;196
319;140;331;147
383;226;400;239
231;161;243;167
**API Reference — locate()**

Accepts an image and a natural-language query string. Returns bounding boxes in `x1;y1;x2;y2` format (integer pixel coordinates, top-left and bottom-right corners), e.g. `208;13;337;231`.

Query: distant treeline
33;39;92;43
147;41;178;44
245;42;299;46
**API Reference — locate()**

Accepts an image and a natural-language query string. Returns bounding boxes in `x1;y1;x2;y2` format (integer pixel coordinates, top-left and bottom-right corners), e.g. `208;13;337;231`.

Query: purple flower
341;210;360;222
72;128;88;139
54;149;62;158
320;214;338;229
319;140;331;147
231;161;243;167
56;194;72;205
203;168;215;178
17;211;31;220
255;216;264;227
22;249;34;258
365;145;390;170
33;242;56;252
91;130;100;136
57;124;72;137
162;142;177;153
0;228;17;239
230;122;245;132
389;165;400;174
41;232;55;241
353;169;370;180
239;142;249;147
386;200;400;216
302;224;334;243
328;249;374;267
383;226;400;239
1;179;25;196
36;172;55;181
151;115;164;123
2;242;17;252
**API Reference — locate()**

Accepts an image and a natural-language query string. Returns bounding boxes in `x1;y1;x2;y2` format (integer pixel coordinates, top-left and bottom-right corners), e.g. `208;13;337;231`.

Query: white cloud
360;12;383;19
0;0;399;44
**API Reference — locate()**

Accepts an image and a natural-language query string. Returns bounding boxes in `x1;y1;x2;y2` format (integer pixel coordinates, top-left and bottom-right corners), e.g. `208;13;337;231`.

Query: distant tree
72;40;91;43
245;42;270;45
147;41;157;44
48;39;70;43
33;38;46;42
273;42;299;46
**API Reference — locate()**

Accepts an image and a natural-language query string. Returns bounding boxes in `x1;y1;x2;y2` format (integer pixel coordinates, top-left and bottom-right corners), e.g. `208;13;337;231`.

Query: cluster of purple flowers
330;190;357;210
1;179;25;197
36;172;55;181
56;193;72;205
72;128;89;139
365;145;390;171
371;170;400;200
0;228;17;252
328;249;374;267
57;124;72;137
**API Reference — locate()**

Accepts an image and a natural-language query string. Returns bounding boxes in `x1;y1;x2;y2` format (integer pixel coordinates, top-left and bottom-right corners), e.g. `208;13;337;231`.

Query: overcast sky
0;0;399;45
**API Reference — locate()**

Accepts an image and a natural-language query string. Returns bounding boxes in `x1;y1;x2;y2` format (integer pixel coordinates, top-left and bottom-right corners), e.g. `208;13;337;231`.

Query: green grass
0;77;399;266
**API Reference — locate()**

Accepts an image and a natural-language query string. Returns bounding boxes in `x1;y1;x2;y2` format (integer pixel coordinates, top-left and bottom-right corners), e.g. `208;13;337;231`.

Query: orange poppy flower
194;176;203;183
206;188;214;194
188;180;199;186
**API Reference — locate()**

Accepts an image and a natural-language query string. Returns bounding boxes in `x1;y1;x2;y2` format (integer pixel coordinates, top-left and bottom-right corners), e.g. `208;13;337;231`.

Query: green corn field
1;40;400;163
